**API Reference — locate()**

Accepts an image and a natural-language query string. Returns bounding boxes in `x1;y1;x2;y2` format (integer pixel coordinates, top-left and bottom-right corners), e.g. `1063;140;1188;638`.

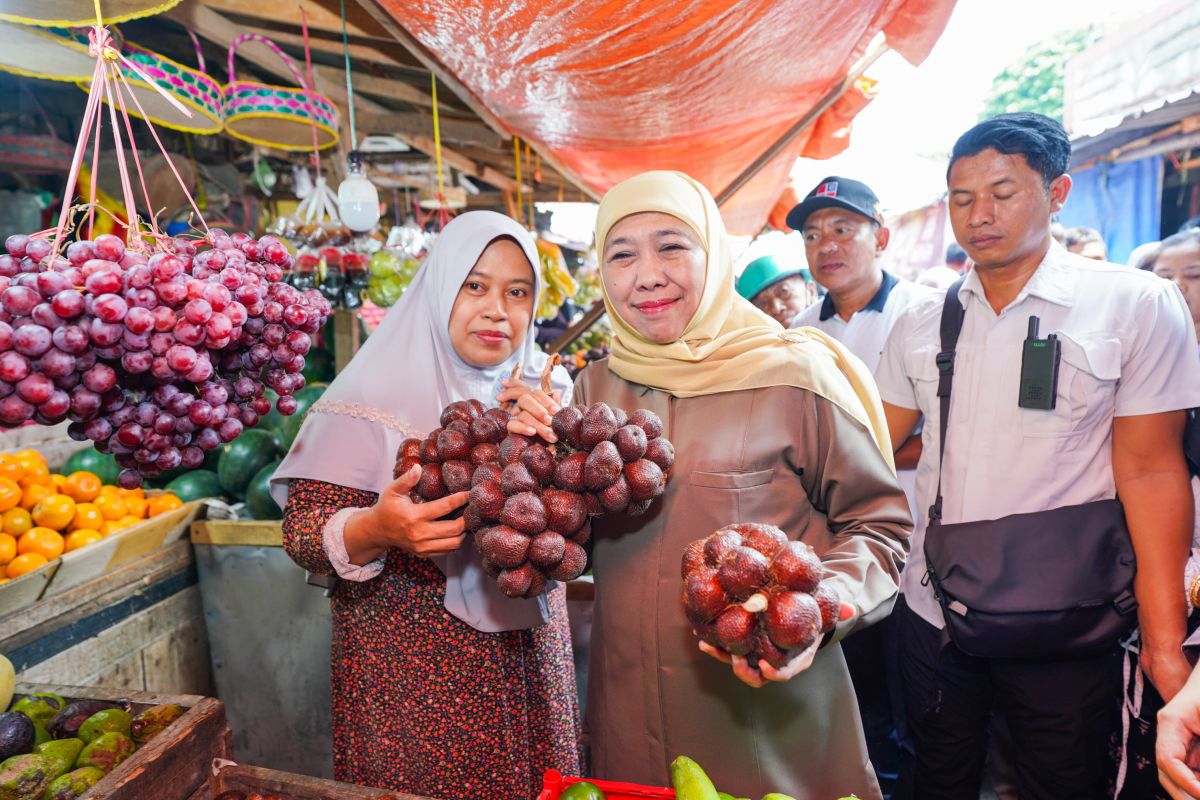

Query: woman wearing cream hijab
513;172;911;799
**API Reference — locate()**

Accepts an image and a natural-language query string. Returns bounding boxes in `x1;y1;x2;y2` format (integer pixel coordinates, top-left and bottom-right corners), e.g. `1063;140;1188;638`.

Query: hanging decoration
222;33;339;151
0;5;332;488
80;32;223;134
0;21;120;82
0;0;181;28
414;75;464;227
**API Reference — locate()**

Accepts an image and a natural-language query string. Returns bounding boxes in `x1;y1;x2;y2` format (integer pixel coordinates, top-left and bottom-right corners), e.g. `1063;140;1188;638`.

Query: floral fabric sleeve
282;478;381;576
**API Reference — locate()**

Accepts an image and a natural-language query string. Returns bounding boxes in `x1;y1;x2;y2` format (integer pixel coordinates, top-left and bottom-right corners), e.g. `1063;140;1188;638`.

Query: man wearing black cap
789;177;933;800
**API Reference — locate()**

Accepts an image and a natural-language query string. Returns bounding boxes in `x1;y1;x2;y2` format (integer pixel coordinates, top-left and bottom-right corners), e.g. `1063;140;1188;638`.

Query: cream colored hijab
595;170;894;470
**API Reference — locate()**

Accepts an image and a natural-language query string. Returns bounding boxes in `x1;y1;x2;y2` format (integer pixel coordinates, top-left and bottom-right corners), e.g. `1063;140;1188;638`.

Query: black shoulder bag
922;279;1138;660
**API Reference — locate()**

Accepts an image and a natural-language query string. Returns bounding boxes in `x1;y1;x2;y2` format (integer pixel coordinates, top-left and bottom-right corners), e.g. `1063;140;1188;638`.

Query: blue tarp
1057;155;1162;264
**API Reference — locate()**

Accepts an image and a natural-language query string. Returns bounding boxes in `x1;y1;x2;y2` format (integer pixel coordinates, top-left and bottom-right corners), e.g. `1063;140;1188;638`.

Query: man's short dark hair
1160;228;1200;253
945;242;968;265
947;113;1072;188
1180;216;1200;233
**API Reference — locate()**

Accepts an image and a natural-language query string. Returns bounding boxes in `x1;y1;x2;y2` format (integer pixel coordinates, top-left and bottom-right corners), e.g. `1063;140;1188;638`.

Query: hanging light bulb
337;150;381;232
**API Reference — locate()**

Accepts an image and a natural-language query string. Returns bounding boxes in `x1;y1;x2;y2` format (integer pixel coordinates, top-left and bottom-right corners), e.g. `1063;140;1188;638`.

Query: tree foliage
980;27;1098;122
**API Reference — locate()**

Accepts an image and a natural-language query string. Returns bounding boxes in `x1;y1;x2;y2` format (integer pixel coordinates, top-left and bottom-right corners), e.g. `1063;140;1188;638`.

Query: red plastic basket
536;770;676;800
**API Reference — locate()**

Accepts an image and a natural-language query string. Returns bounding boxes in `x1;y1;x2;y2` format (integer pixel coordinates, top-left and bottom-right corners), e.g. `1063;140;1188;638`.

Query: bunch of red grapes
0;231;332;487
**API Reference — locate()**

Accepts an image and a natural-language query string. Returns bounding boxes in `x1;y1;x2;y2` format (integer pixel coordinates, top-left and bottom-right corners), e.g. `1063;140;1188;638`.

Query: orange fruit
64;529;103;552
17;458;50;482
69;503;104;532
94;493;127;521
32;494;76;531
18;527;64;560
123;495;148;519
13;449;46;466
2;507;32;537
116;486;145;500
0;477;21;513
18;483;54;511
0;532;15;565
63;471;102;502
0;454;25;483
147;494;184;517
5;551;48;578
50;473;66;490
18;473;54;494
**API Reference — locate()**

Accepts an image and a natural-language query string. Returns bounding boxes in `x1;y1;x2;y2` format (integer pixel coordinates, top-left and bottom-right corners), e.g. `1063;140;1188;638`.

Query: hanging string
524;142;533;228
340;0;358;148
513;135;523;225
431;74;445;203
300;10;322;184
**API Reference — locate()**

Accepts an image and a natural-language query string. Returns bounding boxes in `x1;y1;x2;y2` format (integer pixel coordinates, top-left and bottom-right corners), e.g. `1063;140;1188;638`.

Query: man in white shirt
788;177;934;799
877;112;1200;799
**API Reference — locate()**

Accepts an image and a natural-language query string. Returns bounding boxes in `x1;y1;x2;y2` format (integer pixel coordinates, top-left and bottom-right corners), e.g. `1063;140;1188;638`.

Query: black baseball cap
786;176;884;231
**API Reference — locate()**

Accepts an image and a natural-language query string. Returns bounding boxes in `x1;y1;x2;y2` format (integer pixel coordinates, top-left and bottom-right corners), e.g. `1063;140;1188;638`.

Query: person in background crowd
1129;241;1161;272
917;243;970;289
1153;230;1200;346
1180;216;1200;233
788;175;936;799
735;253;819;325
1064;225;1108;260
1050;220;1067;246
877;112;1200;800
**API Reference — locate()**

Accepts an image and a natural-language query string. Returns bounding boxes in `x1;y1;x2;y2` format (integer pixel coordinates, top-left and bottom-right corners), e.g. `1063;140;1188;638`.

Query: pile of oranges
0;449;183;584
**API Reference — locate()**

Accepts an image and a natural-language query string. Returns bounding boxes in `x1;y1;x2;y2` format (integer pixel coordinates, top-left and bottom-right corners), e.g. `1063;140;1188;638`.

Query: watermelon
301;347;335;384
165;470;224;502
277;383;328;453
259;388;286;438
216;429;280;498
63;448;121;485
245;460;282;520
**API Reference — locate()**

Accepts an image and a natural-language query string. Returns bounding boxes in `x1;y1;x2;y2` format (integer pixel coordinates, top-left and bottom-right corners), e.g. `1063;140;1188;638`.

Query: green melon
62;449;120;486
244;460;282;521
276;383;328;453
164;470;224;503
301;347;335;384
216;430;280;498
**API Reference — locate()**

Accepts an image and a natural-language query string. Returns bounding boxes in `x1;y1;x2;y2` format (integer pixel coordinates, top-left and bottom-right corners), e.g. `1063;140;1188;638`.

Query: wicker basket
222;33;338;151
0;0;181;28
0;21;115;82
80;37;224;134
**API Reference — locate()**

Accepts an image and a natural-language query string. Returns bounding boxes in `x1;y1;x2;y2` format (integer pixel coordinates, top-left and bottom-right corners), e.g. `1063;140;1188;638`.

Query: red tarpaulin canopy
368;0;956;234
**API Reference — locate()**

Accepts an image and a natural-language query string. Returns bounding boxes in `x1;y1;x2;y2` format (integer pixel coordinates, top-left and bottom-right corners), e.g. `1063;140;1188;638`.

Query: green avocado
42;766;105;800
0;753;53;800
73;732;134;774
31;739;82;780
76;710;130;745
8;697;64;731
559;781;606;800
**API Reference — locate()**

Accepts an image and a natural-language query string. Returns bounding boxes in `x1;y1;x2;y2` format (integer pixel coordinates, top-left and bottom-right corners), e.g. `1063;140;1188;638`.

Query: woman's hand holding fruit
344;465;468;563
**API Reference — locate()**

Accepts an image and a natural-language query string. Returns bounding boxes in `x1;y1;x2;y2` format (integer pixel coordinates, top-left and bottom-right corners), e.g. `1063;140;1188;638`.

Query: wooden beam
353;0;512;141
197;0;387;40
399;134;523;192
352;109;505;147
343;72;437;110
255;28;418;75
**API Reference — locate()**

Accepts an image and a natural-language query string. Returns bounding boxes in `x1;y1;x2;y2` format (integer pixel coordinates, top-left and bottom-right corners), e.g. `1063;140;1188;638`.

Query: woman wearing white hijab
273;211;579;799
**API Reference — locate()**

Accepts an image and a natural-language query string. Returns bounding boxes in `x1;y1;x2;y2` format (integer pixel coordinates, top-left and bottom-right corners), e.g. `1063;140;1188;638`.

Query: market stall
0;0;961;797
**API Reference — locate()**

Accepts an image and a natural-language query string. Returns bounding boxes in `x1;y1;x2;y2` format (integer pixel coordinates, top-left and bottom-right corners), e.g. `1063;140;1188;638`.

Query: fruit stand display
2;682;232;800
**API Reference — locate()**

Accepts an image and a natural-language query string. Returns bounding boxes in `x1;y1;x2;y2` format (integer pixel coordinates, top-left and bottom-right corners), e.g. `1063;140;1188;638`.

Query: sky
790;0;1174;215
547;0;1174;254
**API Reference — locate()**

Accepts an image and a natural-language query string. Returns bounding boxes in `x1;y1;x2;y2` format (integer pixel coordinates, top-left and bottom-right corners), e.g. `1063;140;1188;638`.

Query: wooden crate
187;764;425;800
5;540;212;696
44;499;205;596
0;499;205;616
13;682;232;800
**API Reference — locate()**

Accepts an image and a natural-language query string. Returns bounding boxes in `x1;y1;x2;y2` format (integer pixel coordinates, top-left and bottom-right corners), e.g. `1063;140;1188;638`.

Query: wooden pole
714;42;890;207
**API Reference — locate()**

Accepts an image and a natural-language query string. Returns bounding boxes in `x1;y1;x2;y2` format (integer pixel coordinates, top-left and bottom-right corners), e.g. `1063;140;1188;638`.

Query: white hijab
271;211;573;632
